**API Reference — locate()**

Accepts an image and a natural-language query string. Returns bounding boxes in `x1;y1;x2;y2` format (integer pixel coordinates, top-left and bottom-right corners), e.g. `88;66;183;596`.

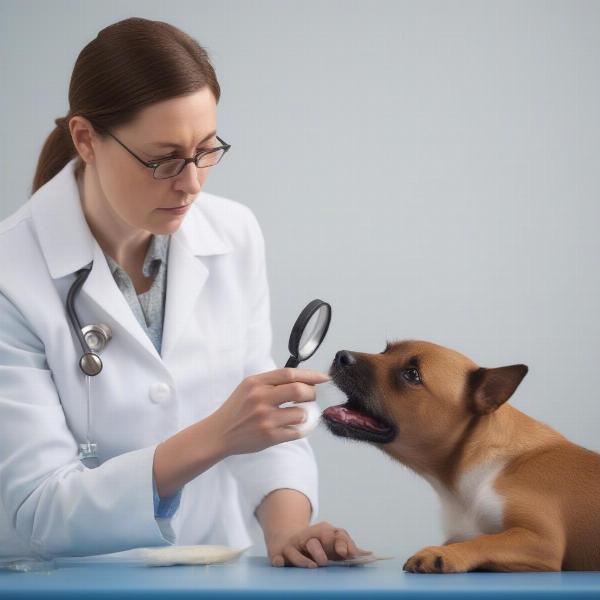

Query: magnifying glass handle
285;356;300;368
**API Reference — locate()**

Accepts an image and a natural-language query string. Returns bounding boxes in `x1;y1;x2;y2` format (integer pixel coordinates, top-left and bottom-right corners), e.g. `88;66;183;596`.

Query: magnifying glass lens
297;306;328;360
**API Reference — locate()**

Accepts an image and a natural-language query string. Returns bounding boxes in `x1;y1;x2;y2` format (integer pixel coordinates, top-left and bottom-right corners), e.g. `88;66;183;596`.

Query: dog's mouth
322;399;397;443
322;371;397;444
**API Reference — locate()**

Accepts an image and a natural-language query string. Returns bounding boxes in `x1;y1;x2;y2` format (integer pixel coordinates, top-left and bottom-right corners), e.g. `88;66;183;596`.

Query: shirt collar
104;234;170;279
143;233;170;277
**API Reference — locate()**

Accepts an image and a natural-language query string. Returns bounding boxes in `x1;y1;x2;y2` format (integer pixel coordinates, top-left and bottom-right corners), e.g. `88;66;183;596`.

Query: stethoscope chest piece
79;352;104;377
78;324;112;376
82;324;112;353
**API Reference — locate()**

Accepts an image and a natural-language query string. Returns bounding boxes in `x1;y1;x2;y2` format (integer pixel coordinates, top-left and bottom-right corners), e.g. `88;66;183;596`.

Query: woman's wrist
255;488;312;544
153;414;230;498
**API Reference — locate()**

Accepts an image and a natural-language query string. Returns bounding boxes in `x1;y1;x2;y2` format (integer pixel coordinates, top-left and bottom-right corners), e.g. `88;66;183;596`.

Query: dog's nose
335;350;356;368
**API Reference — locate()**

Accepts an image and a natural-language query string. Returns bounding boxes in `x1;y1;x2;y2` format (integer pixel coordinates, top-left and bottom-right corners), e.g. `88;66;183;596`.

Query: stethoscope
67;263;332;463
67;266;112;463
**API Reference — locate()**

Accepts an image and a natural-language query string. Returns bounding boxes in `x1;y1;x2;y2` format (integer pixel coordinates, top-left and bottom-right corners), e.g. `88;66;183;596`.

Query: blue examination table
1;556;599;598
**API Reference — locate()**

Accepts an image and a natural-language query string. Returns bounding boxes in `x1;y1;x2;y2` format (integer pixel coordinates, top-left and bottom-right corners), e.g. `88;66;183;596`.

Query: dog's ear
468;364;528;415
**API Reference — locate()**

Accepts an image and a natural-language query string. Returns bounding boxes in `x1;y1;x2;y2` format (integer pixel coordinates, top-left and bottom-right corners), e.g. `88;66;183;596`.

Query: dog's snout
335;350;356;369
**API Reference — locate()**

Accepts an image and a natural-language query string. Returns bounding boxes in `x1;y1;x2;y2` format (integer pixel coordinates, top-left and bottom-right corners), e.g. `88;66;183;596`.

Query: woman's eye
151;153;176;162
402;368;421;384
156;147;209;161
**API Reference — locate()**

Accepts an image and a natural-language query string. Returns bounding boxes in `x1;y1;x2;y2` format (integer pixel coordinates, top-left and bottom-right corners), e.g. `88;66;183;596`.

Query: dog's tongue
323;404;389;432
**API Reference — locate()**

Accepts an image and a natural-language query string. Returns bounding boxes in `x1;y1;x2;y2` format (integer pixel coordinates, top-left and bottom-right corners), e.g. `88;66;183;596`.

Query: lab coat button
149;382;171;404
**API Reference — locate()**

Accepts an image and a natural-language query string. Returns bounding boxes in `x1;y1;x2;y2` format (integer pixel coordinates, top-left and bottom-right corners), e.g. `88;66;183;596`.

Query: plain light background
1;0;599;560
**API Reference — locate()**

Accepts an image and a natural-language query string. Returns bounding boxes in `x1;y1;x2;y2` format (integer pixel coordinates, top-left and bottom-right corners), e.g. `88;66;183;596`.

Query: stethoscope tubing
67;268;92;355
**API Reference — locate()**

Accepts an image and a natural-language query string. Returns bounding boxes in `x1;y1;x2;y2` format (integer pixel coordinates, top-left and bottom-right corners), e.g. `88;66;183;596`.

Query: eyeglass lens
153;148;226;179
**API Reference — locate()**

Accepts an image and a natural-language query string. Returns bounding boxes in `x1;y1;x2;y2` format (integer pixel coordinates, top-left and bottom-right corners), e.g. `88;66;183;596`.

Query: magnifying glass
283;299;332;437
284;299;332;368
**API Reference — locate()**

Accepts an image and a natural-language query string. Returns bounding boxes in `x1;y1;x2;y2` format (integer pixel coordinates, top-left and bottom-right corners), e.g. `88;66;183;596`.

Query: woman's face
90;86;218;235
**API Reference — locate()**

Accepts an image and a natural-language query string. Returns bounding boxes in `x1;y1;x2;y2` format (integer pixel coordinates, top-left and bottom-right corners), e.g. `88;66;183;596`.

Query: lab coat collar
30;157;233;280
30;157;234;364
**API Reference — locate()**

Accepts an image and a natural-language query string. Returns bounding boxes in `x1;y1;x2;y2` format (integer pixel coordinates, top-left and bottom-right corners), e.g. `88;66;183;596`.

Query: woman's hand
266;521;372;568
209;368;329;457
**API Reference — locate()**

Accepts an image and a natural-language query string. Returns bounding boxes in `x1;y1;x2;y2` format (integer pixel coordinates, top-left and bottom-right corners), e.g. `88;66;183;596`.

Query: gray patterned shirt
104;234;170;355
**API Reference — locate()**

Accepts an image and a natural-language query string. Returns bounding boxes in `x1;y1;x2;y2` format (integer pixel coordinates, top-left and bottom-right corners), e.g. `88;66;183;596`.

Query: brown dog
322;340;600;572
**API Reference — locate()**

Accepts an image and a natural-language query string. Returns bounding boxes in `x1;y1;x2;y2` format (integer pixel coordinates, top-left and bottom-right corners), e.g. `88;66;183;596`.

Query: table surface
1;556;599;599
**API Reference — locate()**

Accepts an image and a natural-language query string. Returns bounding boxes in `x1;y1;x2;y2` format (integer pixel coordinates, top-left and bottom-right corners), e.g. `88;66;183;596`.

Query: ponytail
31;117;80;195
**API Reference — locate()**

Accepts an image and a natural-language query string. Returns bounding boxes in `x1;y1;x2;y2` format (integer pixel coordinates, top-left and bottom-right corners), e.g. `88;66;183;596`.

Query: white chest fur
427;461;506;543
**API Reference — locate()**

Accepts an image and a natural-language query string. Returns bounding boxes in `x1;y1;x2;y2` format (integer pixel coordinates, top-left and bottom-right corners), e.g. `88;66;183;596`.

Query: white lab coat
0;158;318;559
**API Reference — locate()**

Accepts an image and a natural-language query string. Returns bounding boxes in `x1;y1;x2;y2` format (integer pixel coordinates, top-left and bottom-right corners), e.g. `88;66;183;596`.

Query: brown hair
31;17;221;195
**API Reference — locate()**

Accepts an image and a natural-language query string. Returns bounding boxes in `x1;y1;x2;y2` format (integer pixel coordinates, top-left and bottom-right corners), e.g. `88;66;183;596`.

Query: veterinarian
0;17;368;567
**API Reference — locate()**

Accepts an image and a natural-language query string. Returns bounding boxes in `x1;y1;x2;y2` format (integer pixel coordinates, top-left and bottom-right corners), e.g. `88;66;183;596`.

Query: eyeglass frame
93;124;231;179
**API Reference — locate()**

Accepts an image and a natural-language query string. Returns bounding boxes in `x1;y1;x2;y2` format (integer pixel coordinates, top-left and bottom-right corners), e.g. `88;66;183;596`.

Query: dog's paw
403;546;468;573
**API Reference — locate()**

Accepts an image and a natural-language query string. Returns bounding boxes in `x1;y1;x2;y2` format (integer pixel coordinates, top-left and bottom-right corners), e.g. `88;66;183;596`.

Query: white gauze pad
281;401;322;437
138;545;248;566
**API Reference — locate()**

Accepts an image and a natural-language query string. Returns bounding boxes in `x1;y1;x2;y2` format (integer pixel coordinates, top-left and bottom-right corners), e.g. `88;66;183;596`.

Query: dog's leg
404;527;564;573
442;536;463;545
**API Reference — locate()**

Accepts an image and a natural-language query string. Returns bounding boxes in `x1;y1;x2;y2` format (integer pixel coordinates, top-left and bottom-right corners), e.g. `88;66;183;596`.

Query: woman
0;17;369;567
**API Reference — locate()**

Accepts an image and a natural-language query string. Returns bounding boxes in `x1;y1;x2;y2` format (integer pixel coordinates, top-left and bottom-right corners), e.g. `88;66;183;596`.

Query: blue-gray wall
1;0;599;560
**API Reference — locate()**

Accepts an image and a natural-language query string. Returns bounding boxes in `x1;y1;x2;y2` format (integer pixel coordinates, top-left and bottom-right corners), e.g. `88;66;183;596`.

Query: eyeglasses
94;125;231;179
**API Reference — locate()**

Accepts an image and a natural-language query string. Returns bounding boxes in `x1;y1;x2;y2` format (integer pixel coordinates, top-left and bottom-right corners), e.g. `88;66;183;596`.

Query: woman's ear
69;116;98;165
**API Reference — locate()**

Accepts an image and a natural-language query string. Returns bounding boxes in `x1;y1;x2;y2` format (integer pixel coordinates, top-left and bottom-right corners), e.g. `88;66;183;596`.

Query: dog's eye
402;368;421;384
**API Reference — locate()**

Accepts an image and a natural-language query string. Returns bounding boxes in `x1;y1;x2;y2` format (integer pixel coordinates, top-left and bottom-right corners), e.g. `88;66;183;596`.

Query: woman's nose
173;163;204;194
